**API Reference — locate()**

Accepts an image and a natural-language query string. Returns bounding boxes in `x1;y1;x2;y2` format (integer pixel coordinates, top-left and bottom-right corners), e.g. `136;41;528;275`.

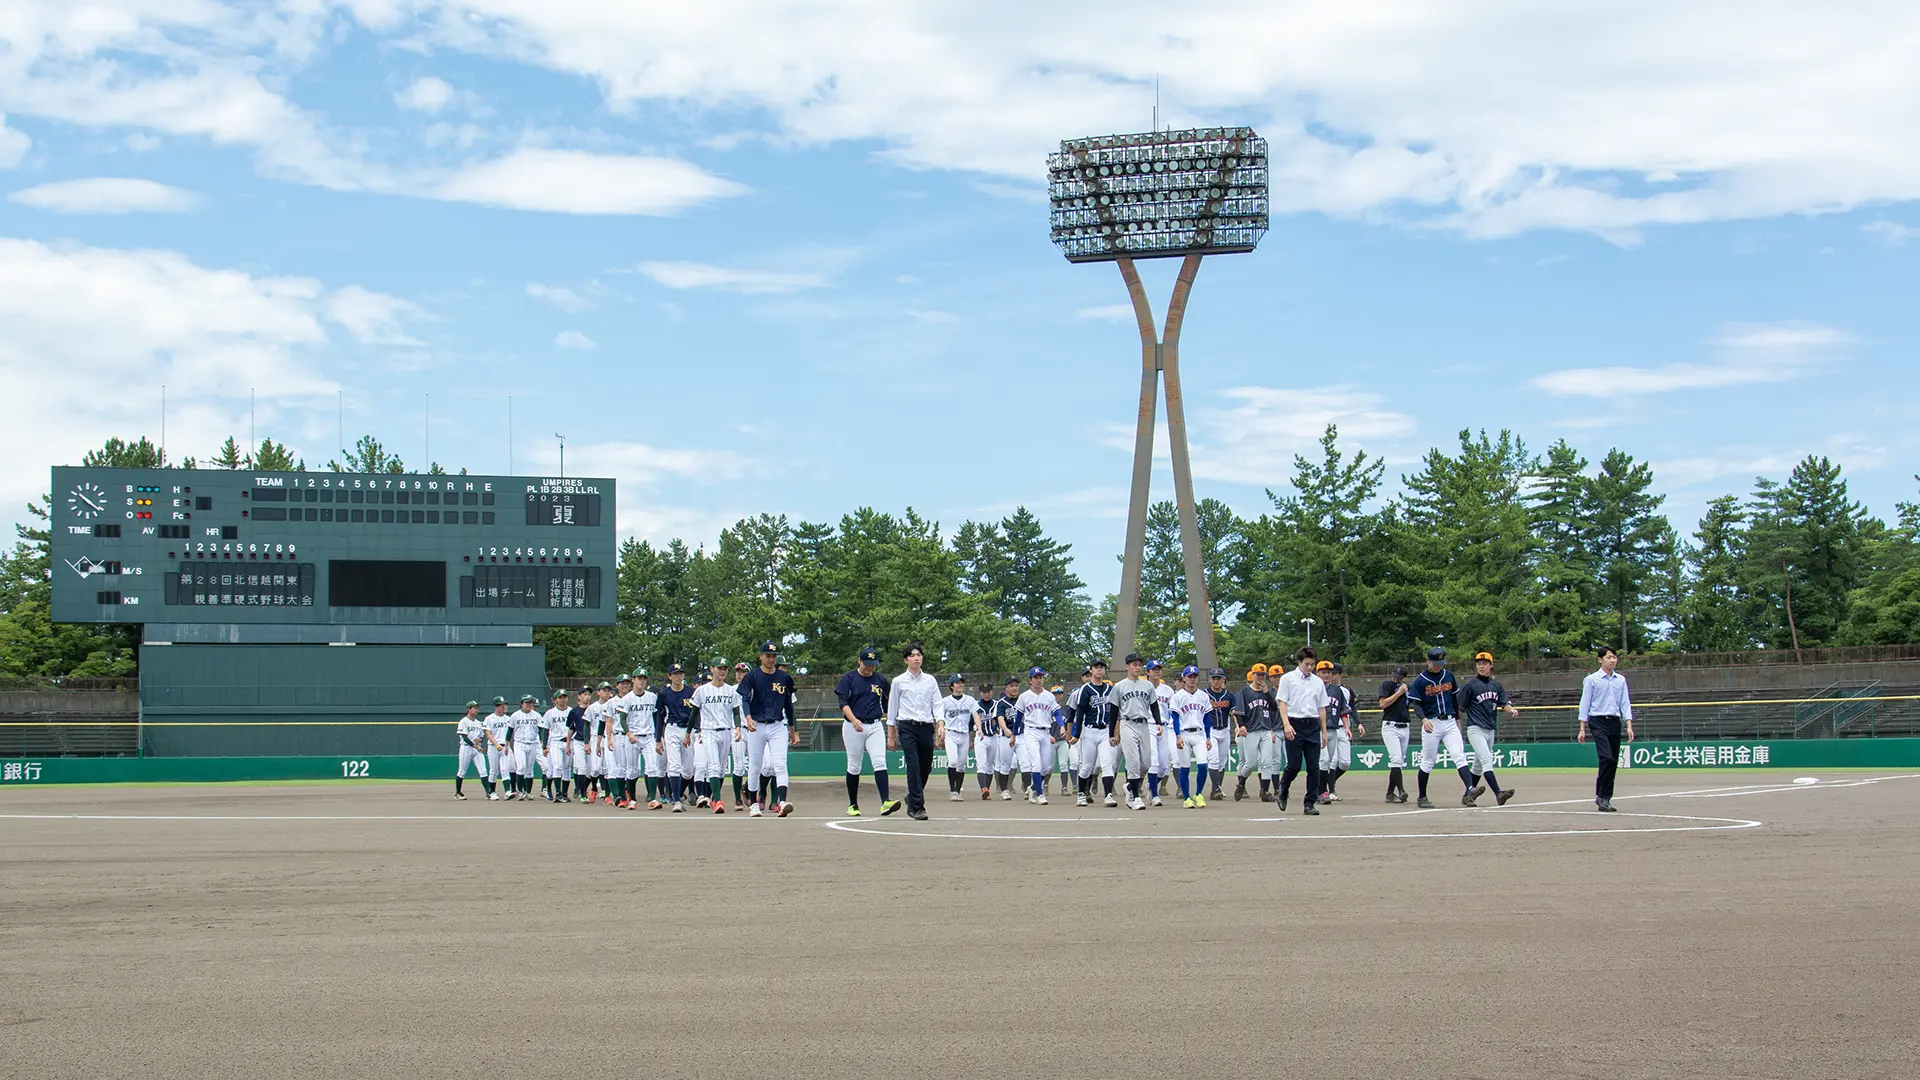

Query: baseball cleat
1259;790;1274;803
1326;792;1341;802
908;810;928;821
777;801;794;817
1035;794;1049;805
1181;796;1196;809
748;804;763;817
1318;792;1332;804
696;796;711;808
1277;795;1288;812
647;799;663;810
879;800;902;817
734;799;747;811
1150;795;1162;807
1462;790;1479;807
1466;782;1486;801
980;788;991;800
846;805;861;817
1303;804;1320;816
1194;794;1207;808
1104;794;1119;807
1597;799;1617;812
1416;796;1435;809
1076;795;1089;807
1386;792;1398;803
1127;796;1146;811
1233;786;1247;802
1000;789;1013;801
1496;789;1517;805
486;793;499;801
712;800;725;814
454;792;466;800
949;792;963;802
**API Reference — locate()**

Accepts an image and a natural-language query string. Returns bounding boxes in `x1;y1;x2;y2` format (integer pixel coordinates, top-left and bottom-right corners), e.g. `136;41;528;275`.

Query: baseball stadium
5;6;1919;1079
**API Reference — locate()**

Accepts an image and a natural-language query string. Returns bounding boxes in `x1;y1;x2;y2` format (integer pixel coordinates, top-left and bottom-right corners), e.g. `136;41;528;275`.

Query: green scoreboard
49;467;617;627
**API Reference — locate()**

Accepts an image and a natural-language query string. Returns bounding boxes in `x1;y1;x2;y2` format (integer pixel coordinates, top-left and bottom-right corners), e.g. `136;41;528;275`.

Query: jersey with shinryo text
940;693;981;733
692;683;743;731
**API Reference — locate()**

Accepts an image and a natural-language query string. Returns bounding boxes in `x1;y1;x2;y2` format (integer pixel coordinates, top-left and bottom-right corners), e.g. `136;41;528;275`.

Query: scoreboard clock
48;467;617;626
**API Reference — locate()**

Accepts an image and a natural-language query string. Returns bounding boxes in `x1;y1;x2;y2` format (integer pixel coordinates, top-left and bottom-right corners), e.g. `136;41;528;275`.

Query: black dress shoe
908;810;929;821
1596;799;1617;813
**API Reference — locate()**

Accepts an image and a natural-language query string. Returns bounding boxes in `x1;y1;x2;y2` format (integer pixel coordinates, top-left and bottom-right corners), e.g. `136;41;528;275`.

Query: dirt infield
2;770;1916;1079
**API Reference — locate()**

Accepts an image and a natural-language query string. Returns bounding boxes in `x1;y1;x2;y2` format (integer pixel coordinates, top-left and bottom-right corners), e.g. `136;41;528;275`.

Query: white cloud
1532;321;1854;398
324;285;425;346
1100;384;1417;485
395;76;455;113
8;178;197;214
361;0;1920;238
978;486;1130;521
526;282;592;312
1863;219;1920;246
554;330;596;350
1075;303;1136;322
433;148;746;215
0;236;356;519
0;114;27;168
635;261;827;294
905;308;960;325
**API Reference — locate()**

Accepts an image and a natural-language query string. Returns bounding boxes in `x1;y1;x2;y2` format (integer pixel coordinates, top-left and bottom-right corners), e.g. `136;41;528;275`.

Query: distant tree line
3;429;1916;681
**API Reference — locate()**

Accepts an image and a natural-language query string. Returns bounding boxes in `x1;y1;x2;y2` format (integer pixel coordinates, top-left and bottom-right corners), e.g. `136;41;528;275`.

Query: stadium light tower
1048;126;1269;671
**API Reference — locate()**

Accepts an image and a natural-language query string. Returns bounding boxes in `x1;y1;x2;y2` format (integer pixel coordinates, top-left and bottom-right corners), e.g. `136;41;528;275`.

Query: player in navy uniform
654;664;697;811
834;647;897;817
979;678;1017;799
1316;661;1360;803
1411;647;1476;809
1459;651;1520;806
1204;669;1235;803
738;642;800;818
1067;659;1118;807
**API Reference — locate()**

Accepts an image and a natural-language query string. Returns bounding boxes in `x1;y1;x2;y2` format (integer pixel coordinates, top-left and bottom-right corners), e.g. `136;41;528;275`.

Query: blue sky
2;2;1917;598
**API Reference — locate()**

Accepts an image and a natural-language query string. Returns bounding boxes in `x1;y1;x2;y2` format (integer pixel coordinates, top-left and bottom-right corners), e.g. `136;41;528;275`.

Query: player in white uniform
728;662;752;810
691;661;743;815
1109;654;1164;810
454;702;488;800
602;675;634;808
939;675;981;802
481;697;513;802
508;693;545;800
577;682;611;804
983;678;1019;799
1053;670;1088;794
1168;666;1213;808
1146;661;1177;807
540;688;574;802
626;671;663;809
1014;668;1059;804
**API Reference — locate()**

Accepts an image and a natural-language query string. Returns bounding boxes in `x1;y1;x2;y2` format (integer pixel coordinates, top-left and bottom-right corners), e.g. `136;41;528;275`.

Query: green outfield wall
2;738;1918;786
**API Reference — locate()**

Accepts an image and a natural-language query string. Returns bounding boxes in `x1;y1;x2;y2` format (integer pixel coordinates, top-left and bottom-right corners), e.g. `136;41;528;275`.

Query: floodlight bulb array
1047;127;1269;263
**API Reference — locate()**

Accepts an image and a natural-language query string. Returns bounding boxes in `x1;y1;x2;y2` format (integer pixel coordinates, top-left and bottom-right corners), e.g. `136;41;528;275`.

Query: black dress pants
898;720;935;814
1281;734;1323;806
1589;715;1622;801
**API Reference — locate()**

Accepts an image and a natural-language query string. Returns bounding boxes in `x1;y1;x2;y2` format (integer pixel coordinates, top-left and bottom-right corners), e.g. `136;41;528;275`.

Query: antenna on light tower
554;433;566;478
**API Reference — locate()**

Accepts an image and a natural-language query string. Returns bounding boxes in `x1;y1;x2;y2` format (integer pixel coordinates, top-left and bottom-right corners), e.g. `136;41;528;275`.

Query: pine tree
1584;449;1672;651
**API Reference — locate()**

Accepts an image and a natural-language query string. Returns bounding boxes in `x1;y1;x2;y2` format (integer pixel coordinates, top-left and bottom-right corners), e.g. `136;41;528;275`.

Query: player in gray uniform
1232;665;1279;801
939;675;982;802
481;697;513;801
540;688;573;802
1316;662;1359;803
454;702;488;800
1109;653;1164;811
1459;651;1520;806
508;693;544;799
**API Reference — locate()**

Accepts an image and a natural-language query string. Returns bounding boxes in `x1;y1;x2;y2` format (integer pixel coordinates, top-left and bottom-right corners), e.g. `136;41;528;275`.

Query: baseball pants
640;737;664;782
663;726;695;780
1149;725;1177;776
1319;728;1352;772
1173;728;1209;769
571;742;593;777
944;729;974;773
746;722;790;786
546;741;574;781
1075;729;1118;778
731;728;749;779
486;745;507;783
1419;718;1467;773
1119;721;1154;780
457;744;488;779
986;734;1015;775
1206;728;1231;772
844;721;887;775
1467;725;1500;775
1017;730;1051;774
511;743;539;776
1381;722;1411;768
1237;731;1279;777
1054;737;1073;776
695;728;732;781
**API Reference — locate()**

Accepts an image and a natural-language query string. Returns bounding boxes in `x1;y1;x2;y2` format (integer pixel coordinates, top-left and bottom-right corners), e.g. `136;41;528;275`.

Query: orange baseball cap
1248;663;1268;676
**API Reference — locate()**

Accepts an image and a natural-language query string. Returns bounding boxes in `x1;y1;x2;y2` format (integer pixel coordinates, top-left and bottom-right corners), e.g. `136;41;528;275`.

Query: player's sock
732;775;745;802
1258;777;1271;798
1457;765;1476;790
977;770;989;791
1102;776;1115;797
1483;769;1501;795
775;784;788;804
1147;773;1160;798
1175;768;1190;798
1388;766;1402;794
846;774;862;807
1196;764;1209;793
946;767;962;793
1125;778;1139;799
454;776;463;796
1417;770;1431;799
875;771;890;801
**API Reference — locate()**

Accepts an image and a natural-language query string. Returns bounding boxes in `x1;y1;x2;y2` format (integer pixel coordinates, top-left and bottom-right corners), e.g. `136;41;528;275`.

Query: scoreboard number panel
49;468;616;627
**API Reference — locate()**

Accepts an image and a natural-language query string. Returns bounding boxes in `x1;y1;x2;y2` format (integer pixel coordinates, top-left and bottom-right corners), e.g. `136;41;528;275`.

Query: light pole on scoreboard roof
1048;126;1270;672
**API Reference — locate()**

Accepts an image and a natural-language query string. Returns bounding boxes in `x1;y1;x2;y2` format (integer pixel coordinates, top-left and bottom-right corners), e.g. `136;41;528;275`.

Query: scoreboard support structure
49;468;617;754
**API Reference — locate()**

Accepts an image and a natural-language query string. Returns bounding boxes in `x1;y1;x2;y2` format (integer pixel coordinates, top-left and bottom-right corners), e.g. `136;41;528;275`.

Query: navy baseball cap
1208;667;1226;678
1392;665;1408;678
1180;665;1200;678
1028;666;1046;678
1329;662;1344;675
858;647;879;664
1124;652;1144;665
948;674;966;685
666;663;685;675
1004;676;1019;686
1427;647;1446;661
759;640;778;654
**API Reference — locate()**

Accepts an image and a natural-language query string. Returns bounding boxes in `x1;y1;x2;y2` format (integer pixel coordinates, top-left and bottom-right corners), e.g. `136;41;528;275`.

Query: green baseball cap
464;700;479;709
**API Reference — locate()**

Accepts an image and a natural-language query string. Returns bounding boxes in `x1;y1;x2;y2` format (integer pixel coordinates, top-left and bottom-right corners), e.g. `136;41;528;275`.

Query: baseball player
738;642;799;818
940;675;982;802
1204;668;1234;802
1110;653;1163;810
979;678;1018;799
1274;648;1328;815
1055;669;1089;794
1068;659;1118;807
1316;661;1359;803
1459;651;1519;806
626;671;663;808
1014;667;1058;804
729;661;753;809
482;697;512;802
540;688;574;802
835;647;897;817
454;701;488;800
1168;666;1212;807
1231;664;1278;802
580;682;613;804
1376;666;1413;803
602;674;634;808
655;665;697;811
1145;659;1176;805
691;661;743;814
508;692;544;800
1411;647;1476;809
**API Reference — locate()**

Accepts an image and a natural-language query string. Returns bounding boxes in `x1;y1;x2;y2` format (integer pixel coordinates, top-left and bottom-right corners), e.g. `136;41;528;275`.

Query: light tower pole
1048;127;1269;672
1300;617;1316;650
